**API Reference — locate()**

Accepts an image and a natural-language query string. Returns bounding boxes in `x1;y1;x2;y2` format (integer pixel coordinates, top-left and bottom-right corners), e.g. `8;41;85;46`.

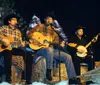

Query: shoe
0;77;2;83
6;81;11;84
46;69;52;81
6;74;11;83
86;81;94;84
69;78;81;84
6;78;11;84
26;80;32;85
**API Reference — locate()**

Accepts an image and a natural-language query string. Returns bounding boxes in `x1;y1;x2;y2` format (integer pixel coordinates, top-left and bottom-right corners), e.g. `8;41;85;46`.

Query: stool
32;57;46;82
11;55;24;84
80;63;88;75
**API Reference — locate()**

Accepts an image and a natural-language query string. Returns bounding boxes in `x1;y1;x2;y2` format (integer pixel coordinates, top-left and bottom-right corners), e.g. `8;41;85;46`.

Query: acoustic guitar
0;35;14;52
29;32;53;50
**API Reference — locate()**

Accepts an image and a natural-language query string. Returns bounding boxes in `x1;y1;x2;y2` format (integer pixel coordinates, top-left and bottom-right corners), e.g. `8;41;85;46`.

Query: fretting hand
92;36;98;43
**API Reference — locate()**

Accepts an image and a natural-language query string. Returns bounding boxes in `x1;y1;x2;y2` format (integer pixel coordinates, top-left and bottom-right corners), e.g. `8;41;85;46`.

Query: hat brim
75;26;86;32
3;14;19;25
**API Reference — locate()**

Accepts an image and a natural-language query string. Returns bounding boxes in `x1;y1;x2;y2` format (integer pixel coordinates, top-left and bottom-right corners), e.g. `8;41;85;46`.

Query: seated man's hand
21;41;26;47
68;43;77;47
92;36;98;43
2;38;10;46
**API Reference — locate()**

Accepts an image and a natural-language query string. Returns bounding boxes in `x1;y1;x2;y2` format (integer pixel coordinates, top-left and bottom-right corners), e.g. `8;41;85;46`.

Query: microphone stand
50;25;62;81
58;36;61;81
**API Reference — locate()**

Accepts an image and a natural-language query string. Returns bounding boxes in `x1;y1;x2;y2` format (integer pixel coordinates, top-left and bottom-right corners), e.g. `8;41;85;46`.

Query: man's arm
0;26;11;45
53;20;68;43
0;26;5;40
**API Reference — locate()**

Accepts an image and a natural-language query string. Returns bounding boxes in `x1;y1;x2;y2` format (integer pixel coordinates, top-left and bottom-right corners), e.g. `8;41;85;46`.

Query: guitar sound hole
1;45;8;49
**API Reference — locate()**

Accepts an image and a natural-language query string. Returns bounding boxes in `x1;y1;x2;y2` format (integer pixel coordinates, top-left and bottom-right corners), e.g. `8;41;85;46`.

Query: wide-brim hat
3;14;19;25
74;25;87;32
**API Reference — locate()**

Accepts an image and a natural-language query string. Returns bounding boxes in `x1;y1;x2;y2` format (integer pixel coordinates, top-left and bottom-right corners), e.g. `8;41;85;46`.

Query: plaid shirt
0;25;22;48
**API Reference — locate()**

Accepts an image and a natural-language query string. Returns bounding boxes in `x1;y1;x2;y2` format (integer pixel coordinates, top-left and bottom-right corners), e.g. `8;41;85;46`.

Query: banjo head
77;45;87;52
76;45;87;58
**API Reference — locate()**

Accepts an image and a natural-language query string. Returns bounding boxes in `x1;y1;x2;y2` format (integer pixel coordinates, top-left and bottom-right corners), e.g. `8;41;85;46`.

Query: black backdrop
14;0;100;60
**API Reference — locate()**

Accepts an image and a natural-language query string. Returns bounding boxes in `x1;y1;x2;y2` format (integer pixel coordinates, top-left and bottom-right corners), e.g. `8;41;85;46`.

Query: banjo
68;33;100;58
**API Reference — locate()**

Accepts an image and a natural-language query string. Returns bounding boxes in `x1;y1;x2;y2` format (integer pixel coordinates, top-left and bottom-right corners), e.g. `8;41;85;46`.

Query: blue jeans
33;47;76;79
33;47;53;69
53;49;76;79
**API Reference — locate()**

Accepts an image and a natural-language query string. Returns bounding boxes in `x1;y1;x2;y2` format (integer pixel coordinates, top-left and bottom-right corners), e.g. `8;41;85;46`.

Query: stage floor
0;61;100;85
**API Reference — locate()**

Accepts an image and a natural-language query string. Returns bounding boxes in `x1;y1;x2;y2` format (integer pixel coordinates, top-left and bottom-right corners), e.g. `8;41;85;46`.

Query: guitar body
29;32;52;50
29;44;44;50
0;36;14;52
0;44;12;52
76;45;87;58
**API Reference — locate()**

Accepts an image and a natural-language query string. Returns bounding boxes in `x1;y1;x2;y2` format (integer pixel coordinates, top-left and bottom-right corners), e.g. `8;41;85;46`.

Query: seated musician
27;16;78;84
0;14;34;84
67;26;98;77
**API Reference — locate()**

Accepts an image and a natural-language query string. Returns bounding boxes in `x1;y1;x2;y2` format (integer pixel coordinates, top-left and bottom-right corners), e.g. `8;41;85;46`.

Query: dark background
14;0;100;60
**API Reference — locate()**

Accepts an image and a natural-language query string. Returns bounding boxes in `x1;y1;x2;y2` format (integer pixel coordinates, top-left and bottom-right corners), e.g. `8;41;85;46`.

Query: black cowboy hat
74;25;87;32
3;14;19;25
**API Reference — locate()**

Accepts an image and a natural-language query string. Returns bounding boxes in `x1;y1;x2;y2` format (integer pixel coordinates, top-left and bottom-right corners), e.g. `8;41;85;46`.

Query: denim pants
33;47;53;69
33;47;76;79
53;49;76;79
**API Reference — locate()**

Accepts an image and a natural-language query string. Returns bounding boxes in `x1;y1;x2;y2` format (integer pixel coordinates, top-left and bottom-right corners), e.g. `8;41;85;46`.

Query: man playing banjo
67;26;98;77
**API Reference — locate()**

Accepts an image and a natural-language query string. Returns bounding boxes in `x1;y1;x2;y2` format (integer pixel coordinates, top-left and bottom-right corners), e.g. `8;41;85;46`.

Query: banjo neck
85;33;100;48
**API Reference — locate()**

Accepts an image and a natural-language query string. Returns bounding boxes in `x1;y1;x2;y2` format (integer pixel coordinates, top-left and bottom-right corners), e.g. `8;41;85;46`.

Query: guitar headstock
97;33;100;36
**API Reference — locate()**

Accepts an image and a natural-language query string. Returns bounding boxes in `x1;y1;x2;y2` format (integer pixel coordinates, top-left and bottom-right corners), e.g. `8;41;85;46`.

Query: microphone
15;23;21;29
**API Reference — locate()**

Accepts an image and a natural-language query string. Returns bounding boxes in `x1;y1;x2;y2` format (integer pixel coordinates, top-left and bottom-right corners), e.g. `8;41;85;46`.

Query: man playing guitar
0;14;33;84
27;16;78;84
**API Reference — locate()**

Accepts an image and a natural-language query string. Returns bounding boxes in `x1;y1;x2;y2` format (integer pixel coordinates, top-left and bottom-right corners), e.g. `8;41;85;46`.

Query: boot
46;69;52;81
6;74;11;83
69;78;81;84
0;76;2;83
